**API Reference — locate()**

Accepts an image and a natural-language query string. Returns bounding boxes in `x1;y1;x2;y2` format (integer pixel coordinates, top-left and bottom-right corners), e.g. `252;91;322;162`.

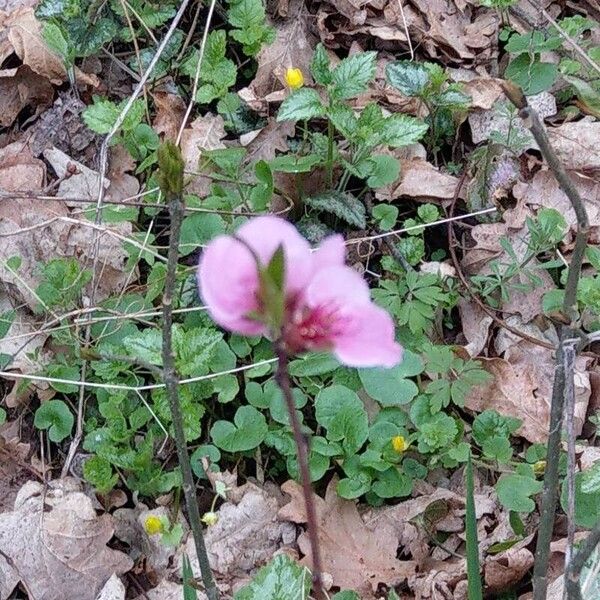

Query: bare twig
274;342;325;600
159;142;218;600
502;82;591;600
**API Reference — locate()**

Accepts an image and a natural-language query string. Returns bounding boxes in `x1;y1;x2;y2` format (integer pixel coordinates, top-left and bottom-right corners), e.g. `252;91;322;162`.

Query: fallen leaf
469;92;556;145
6;8;98;87
513;170;600;231
243;119;295;165
183;481;296;578
250;0;316;99
0;479;132;600
484;547;534;591
458;297;493;357
135;580;207;600
378;158;461;202
96;574;126;600
0;65;54;127
279;478;416;597
180;114;226;197
152;91;187;141
547;118;600;171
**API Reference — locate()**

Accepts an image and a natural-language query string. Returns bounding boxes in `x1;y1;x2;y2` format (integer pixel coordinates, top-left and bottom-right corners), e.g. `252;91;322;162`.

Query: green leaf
45;363;80;394
190;444;221;479
315;385;368;455
83;455;118;493
182;554;198;600
234;554;311;600
305;191;366;229
481;436;513;463
277;88;325;122
332;592;360;600
173;326;223;377
43;22;69;60
386;61;430;97
269;154;321;173
123;329;163;365
561;472;600;528
372;467;412;498
472;410;522;446
465;453;483;600
417;413;458;453
180;214;226;256
337;475;371;499
311;43;332;85
0;310;16;338
505;55;558;96
363;156;400;189
34;400;74;443
380;114;428;147
582;461;600;494
496;473;542;513
289;352;340;376
211;406;268;452
372;203;399;229
331;51;377;99
0;407;5;425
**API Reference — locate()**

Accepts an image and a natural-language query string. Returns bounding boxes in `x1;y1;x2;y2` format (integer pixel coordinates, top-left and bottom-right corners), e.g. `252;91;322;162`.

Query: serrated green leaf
311;43;332;85
363;157;400;189
380;114;428;147
372;203;399;229
234;554;311;600
386;61;430;97
123;329;163;365
277;88;325;121
331;51;377;99
582;461;600;493
305;191;366;228
34;400;74;443
83;455;118;492
505;55;558;96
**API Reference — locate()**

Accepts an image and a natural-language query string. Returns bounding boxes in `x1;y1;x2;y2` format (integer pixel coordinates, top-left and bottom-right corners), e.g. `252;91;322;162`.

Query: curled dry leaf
377;158;461;203
0;479;132;600
250;0;316;99
180;114;226;197
0;65;54;127
484;547;534;592
152;91;187;142
279;478;416;598
182;481;296;579
458;297;493;357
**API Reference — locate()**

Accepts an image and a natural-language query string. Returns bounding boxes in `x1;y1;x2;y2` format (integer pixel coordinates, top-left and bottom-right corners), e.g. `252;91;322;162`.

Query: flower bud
391;435;409;454
144;515;164;535
201;511;219;526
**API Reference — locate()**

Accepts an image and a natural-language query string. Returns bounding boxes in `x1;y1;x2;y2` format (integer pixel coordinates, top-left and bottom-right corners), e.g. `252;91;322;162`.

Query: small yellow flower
201;511;219;526
391;435;409;454
285;67;304;90
533;460;546;476
144;515;164;536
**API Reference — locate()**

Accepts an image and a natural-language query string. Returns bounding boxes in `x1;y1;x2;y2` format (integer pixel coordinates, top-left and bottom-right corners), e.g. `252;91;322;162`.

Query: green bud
157;140;184;198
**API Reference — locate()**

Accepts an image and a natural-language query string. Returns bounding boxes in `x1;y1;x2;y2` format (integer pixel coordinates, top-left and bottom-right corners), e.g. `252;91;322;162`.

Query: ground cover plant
0;0;600;598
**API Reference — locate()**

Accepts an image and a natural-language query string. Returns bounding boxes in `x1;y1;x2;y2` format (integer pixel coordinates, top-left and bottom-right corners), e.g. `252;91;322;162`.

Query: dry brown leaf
458;297;492;357
6;8;98;87
548;118;600;171
0;479;132;600
135;580;207;600
96;574;126;600
484;547;534;591
378;158;460;202
279;478;416;597
180;114;226;197
152;91;186;141
106;145;140;203
0;65;54;127
183;481;295;578
465;357;550;443
242;119;294;165
513;170;600;231
250;0;316;98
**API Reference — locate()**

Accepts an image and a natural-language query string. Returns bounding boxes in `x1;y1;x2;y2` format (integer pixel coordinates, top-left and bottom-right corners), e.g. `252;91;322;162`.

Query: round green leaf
34;400;74;443
561;472;600;528
210;406;267;452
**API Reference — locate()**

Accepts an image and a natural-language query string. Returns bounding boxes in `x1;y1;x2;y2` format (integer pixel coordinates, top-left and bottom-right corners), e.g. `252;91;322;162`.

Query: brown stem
502;83;591;600
274;342;325;599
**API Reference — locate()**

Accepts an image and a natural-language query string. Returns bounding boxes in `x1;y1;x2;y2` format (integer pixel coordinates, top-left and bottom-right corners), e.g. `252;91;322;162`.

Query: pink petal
237;216;312;294
333;303;403;368
305;265;371;308
313;235;346;273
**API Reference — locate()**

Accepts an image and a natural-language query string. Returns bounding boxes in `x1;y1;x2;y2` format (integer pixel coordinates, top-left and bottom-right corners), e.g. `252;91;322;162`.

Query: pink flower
198;216;402;368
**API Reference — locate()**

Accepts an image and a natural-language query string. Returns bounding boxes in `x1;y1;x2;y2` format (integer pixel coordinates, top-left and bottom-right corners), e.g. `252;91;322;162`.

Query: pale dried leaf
484;547;534;591
250;0;316;98
0;479;132;600
180;114;226;197
243;119;294;165
279;478;416;597
378;158;460;202
183;482;296;578
548;118;600;171
458;297;492;357
95;574;126;600
135;580;207;600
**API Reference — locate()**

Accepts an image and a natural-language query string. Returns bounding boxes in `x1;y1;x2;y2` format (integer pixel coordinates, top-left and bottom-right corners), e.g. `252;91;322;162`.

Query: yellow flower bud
285;67;304;90
144;515;164;535
391;435;409;454
533;460;546;476
201;511;219;526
